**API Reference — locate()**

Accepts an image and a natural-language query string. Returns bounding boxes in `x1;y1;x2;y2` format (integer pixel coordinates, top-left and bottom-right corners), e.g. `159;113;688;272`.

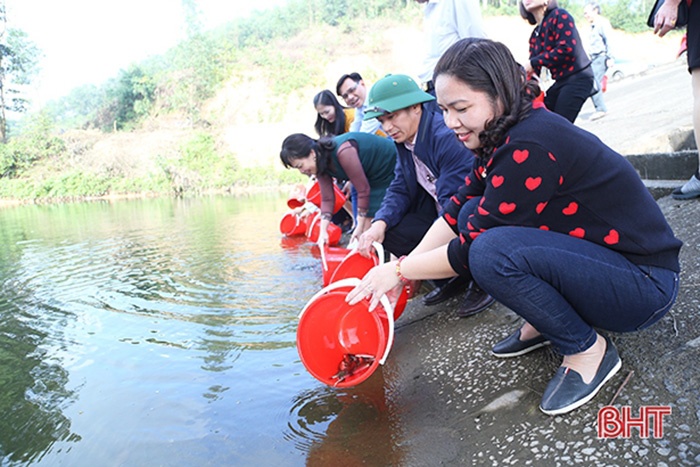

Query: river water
0;194;405;466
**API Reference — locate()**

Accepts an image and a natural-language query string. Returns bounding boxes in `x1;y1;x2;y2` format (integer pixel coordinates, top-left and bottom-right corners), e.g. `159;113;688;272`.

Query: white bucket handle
346;240;384;265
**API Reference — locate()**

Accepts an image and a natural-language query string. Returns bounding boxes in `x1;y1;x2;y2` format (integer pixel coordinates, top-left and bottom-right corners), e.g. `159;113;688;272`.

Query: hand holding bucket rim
298;277;395;365
356;222;386;259
345;242;398;312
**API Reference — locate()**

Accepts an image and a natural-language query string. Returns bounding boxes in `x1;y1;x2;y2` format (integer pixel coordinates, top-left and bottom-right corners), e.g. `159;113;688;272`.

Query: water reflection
286;369;405;466
0;276;79;464
0;194;325;465
0;193;415;465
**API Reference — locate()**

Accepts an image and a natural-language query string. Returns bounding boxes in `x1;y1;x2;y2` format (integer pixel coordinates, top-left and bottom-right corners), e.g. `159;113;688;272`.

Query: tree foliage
31;0;655;134
43;84;104;130
0;2;41;142
101;66;156;131
0;111;64;178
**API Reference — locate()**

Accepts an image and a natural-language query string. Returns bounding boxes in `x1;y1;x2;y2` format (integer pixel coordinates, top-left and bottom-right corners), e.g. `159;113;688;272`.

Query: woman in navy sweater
520;0;595;123
347;38;681;416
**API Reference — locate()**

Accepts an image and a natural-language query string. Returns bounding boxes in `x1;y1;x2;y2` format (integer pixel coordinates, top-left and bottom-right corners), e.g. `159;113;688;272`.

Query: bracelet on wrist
357;209;369;218
395;255;410;284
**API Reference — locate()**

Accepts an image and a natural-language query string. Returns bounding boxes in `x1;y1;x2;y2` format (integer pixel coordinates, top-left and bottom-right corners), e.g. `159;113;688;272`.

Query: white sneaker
589;111;607;121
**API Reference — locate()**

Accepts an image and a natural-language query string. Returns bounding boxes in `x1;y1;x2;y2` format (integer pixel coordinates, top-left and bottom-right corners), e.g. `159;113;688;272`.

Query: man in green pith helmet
357;74;495;317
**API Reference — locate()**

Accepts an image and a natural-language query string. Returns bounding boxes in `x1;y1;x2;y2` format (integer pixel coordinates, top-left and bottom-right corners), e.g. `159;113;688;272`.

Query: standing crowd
281;0;690;416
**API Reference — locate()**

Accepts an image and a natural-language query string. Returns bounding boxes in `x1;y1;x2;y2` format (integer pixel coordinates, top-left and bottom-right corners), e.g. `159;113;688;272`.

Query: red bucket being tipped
306;212;342;246
329;242;384;284
297;278;395;388
327;242;414;320
287;198;305;209
279;212;307;236
306;180;346;214
311;245;352;286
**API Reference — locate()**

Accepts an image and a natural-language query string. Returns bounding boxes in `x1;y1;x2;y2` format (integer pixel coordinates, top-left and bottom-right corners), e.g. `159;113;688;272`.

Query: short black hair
336;72;363;95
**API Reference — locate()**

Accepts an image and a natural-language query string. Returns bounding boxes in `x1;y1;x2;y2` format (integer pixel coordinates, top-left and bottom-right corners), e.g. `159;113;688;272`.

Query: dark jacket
374;106;475;229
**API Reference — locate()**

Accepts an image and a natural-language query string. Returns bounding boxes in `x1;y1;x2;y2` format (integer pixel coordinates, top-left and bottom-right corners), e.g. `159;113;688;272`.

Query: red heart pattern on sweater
513;150;529;164
604;229;619;245
492;175;504;188
499;202;516;215
562;202;578;216
525;177;542;191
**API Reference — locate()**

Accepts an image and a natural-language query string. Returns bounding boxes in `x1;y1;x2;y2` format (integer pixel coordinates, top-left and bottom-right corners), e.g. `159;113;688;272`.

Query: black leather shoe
539;335;621;416
456;281;495;318
491;328;551;358
422;276;467;306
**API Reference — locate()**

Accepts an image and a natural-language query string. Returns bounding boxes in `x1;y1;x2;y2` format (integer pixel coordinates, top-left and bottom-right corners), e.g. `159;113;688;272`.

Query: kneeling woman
280;132;397;246
347;38;681;415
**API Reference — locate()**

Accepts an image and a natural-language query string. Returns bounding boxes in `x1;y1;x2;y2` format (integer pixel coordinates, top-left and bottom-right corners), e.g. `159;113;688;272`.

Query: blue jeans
467;226;679;355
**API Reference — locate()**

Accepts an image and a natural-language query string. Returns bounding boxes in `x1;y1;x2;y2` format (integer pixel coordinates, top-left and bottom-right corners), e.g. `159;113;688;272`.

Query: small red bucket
328;242;384;283
287;197;305;209
306;180;346;214
279;212;307;236
306;212;342;246
311;246;352;286
297;278;395;388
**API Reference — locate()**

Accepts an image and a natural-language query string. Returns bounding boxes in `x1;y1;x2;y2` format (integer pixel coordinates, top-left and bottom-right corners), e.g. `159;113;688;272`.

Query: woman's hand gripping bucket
297;278;395;388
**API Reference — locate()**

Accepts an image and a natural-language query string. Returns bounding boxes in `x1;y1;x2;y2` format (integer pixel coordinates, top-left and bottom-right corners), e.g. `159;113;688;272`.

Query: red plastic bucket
306;180;346;214
287;197;305;209
311;246;352;286
297;278;395;388
328;242;384;283
279;212;307;236
306;212;342;246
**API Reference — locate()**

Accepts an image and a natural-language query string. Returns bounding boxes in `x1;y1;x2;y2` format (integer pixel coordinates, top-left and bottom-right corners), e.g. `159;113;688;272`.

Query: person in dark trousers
520;0;595;123
358;74;494;316
653;0;700;200
347;38;681;416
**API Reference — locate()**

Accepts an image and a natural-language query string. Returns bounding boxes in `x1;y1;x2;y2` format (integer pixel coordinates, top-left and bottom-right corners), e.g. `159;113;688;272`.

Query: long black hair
313;90;348;136
279;133;337;175
433;38;541;159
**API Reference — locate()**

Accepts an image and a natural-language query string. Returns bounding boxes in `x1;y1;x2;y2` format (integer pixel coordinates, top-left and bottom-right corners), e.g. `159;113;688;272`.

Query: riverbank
0;184;298;210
